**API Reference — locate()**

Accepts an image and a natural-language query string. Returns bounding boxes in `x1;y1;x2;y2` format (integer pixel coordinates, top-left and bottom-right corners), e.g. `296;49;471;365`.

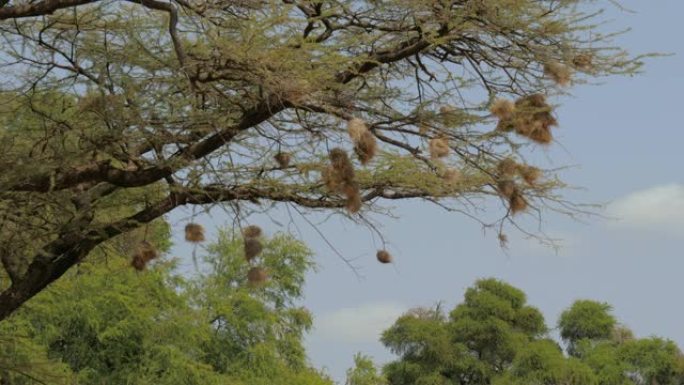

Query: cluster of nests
322;148;362;214
131;223;206;271
322;117;377;214
491;94;557;145
495;158;543;215
130;223;269;285
242;225;268;286
321;117;462;214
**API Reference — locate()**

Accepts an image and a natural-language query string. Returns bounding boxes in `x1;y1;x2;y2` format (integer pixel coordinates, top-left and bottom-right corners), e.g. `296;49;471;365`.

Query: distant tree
346;353;387;385
382;278;549;385
558;300;617;356
0;231;331;385
0;0;645;319
375;279;684;385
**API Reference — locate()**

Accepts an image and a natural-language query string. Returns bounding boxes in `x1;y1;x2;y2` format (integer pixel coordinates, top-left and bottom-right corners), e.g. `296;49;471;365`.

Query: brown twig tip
572;54;593;71
354;130;377;165
544;61;572;87
242;225;263;239
247;266;268;285
131;241;158;271
376;250;393;264
274;152;291;168
347;117;368;143
184;223;205;243
244;238;263;261
429;137;450;159
509;191;528;214
490;99;516;120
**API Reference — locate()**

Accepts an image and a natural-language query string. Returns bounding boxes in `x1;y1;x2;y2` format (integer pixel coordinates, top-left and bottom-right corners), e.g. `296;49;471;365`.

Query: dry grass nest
184;223;205;243
244;238;264;262
324;148;363;214
496;94;557;145
247;266;268;285
131;241;158;271
242;225;263;239
274;152;291;168
376;250;393;264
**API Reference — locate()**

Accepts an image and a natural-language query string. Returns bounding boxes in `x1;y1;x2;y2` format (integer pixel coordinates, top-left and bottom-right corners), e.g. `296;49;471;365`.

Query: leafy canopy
369;279;684;385
0;230;331;385
0;0;644;319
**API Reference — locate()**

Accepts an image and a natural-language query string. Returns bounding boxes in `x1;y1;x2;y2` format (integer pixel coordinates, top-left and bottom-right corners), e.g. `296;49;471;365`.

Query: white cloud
607;184;684;230
311;302;408;343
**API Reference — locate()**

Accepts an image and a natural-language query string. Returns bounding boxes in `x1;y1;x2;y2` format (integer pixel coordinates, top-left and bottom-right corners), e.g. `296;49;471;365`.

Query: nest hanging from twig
242;225;262;239
184;223;205;243
247;266;268;285
131;241;158;271
376;250;393;264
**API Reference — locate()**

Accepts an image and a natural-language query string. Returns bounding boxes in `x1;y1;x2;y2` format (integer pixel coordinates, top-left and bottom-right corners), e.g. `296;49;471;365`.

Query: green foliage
559;300;617;355
0;231;331;385
375;279;684;385
0;0;647;319
346;354;387;385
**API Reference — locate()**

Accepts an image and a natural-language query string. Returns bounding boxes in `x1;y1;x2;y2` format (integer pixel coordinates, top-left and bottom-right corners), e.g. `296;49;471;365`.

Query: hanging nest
497;180;516;199
429;137;450;159
544;61;572;87
274;152;291;168
490;99;516;120
442;168;461;185
354;130;377;165
324;148;363;214
347;117;368;143
496;158;518;177
244;238;263;261
247;266;268;285
510;94;557;145
440;105;459;126
242;225;263;239
572;53;593;71
509;191;528;214
376;250;393;264
322;165;340;193
131;254;147;271
184;223;205;243
519;165;542;185
131;241;158;271
328;148;355;185
342;183;362;214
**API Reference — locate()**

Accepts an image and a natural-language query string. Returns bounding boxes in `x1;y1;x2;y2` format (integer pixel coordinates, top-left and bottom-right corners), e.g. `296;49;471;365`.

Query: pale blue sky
169;1;684;382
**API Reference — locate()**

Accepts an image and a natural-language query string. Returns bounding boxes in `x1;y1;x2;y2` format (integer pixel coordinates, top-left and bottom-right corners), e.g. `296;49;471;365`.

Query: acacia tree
376;279;684;385
0;0;641;319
